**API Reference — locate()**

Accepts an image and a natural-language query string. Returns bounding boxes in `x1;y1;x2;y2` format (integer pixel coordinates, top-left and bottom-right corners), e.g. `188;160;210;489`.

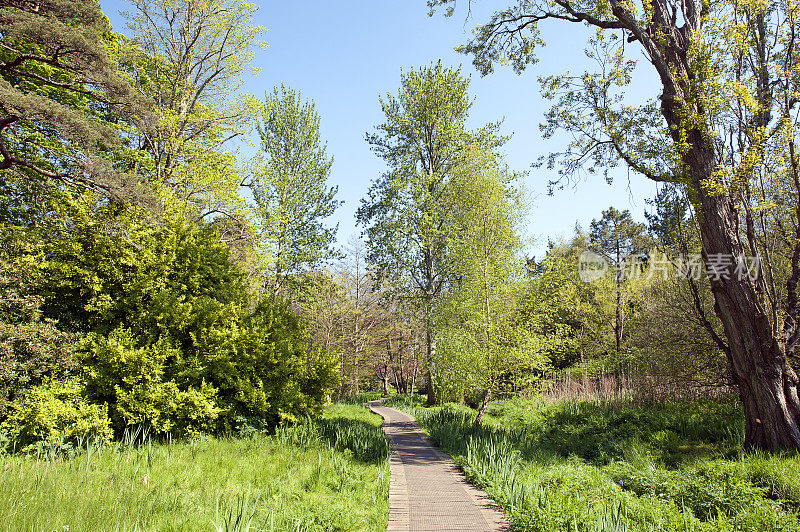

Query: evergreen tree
0;0;144;198
589;207;651;357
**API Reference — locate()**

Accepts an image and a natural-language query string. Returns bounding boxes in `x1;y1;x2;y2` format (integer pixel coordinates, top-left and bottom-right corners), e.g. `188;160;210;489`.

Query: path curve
368;400;508;532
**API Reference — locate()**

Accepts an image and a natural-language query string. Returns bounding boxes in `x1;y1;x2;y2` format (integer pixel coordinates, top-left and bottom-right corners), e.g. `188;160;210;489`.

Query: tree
0;0;144;197
588;207;651;357
430;0;800;450
122;0;263;218
357;61;505;405
436;147;528;423
252;85;341;294
626;266;730;396
643;184;731;383
333;237;394;395
520;233;607;370
293;239;391;397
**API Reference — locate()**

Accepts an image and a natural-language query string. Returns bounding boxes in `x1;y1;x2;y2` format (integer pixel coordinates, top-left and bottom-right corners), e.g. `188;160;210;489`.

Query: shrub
0;241;77;420
80;330;222;435
71;216;338;436
1;378;112;453
8;198;338;440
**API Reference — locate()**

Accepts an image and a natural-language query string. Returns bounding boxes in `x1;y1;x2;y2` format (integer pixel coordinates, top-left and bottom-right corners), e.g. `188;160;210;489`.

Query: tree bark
475;387;492;425
614;281;622;357
426;328;437;405
693;187;800;449
411;334;419;399
381;363;390;397
646;0;800;450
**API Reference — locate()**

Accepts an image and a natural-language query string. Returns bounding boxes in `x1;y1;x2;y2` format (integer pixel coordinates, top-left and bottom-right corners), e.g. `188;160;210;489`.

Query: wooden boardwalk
368;401;508;532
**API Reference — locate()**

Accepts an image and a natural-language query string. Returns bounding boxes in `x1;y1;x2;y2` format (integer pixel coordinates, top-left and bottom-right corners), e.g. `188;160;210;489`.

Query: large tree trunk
694;189;800;449
649;4;800;447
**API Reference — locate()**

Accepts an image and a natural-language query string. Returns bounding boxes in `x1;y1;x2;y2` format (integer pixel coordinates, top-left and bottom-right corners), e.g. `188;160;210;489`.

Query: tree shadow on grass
418;398;745;469
511;399;744;467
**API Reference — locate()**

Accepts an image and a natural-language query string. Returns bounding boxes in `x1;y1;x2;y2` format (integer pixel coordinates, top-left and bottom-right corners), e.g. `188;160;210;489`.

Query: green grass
0;404;389;531
331;392;386;405
386;395;800;531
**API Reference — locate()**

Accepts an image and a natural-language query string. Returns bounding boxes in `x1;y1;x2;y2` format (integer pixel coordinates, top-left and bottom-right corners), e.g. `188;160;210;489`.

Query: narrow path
368;400;509;532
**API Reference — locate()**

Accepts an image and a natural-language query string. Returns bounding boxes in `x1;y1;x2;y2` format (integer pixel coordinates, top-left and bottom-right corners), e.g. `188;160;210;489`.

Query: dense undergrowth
385;395;800;531
0;404;388;531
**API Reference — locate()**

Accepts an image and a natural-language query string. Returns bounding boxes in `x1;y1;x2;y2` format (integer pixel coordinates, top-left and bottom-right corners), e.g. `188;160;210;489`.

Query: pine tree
0;0;144;197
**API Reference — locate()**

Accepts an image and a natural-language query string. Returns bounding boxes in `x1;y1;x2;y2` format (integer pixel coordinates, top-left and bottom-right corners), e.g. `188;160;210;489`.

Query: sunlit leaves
251;85;341;289
358;62;506;301
123;0;264;218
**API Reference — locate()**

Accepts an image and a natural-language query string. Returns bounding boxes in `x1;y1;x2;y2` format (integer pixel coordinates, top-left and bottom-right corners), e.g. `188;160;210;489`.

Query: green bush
0;234;78;420
5;199;339;440
1;378;112;453
68;215;338;436
80;330;222;435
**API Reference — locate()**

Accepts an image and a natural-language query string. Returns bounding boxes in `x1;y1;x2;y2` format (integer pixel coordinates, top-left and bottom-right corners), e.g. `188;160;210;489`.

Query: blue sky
99;0;661;259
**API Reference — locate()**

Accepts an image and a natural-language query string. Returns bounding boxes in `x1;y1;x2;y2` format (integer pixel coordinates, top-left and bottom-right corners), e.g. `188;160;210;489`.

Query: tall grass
394;397;800;531
332;392;386;405
0;404;389;531
277;404;390;464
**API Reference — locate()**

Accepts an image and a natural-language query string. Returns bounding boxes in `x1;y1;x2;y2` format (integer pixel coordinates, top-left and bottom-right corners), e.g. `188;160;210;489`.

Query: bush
70;215;338;436
1;378;112;453
80;330;222;435
6;196;338;440
0;238;78;420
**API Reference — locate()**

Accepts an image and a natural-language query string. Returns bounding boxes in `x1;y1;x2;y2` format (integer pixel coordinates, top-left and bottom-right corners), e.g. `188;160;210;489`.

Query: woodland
1;0;800;529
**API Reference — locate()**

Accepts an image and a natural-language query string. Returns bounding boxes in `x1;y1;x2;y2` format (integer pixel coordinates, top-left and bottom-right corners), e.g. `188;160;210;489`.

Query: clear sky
99;0;661;259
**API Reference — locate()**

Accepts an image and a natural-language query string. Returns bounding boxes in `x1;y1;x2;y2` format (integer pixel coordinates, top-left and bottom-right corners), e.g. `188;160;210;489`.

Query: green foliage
431;0;800;452
333;392;385;405
1;378;112;454
382;393;428;410
122;0;263;218
433;147;534;405
588;207;653;357
358;62;510;403
0;404;389;531
70;217;338;434
277;404;390;464
0;0;146;197
398;396;800;530
589;207;651;266
6;193;338;438
0;230;78;419
358;61;504;297
1;0;338;450
80;329;222;436
252;84;341;291
519;234;606;369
